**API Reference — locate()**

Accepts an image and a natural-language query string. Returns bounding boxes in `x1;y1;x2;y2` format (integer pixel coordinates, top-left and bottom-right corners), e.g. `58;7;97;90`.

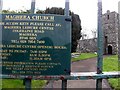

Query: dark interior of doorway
108;45;112;54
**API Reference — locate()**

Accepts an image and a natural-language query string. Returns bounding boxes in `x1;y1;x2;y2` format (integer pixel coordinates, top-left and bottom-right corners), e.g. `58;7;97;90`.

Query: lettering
5;15;31;20
19;33;37;37
5;15;54;21
32;16;54;21
2;14;70;75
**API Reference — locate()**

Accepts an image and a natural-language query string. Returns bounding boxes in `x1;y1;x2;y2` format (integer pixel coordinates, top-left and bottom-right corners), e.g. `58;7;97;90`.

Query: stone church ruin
78;10;119;55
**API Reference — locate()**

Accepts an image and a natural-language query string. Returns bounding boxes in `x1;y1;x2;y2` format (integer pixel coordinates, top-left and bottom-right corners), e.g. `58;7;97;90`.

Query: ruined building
103;10;119;54
78;10;119;55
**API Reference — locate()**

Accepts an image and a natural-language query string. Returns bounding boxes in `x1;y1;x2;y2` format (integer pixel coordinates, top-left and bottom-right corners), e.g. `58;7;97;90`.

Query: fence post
24;0;36;89
0;0;2;89
31;0;36;13
65;0;69;16
118;2;120;83
24;78;32;90
62;79;67;90
96;0;103;90
61;0;70;89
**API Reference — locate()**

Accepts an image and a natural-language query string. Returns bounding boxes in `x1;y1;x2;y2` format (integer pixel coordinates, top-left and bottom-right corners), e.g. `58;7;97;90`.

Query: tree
2;9;31;14
2;10;16;13
39;7;82;52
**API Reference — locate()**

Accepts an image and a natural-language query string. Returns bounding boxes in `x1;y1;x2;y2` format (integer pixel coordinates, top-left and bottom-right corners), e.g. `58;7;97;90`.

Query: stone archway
108;45;112;54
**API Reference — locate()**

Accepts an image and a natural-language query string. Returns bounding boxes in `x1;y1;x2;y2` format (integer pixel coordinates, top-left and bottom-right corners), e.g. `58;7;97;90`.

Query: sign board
1;14;71;76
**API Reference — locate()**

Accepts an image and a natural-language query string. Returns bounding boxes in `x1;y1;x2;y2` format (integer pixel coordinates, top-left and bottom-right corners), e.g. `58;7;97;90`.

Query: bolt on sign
1;14;71;76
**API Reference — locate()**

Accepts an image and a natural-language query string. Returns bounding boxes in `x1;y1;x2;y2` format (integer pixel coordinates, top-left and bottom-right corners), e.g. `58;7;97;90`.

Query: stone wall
77;10;119;55
102;10;119;54
77;38;97;53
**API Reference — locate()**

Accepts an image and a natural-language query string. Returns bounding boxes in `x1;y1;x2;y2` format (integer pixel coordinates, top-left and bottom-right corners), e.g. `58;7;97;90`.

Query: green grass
1;53;97;89
72;54;120;90
72;53;97;61
2;79;46;89
1;54;119;89
103;55;120;90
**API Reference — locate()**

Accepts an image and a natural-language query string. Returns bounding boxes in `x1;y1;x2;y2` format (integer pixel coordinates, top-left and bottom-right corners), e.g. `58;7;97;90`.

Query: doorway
108;45;112;54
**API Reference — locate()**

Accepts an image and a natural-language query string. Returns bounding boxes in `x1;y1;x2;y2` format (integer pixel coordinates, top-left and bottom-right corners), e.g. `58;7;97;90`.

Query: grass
1;53;97;89
72;53;97;61
103;55;120;90
1;53;119;89
72;53;120;90
2;79;46;89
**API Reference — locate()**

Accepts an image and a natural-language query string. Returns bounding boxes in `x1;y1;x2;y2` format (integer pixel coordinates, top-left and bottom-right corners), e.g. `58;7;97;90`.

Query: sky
2;0;120;38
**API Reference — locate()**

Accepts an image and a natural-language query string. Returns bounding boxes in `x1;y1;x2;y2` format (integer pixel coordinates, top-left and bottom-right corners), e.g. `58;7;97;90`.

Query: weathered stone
102;10;119;54
78;11;119;55
77;38;97;53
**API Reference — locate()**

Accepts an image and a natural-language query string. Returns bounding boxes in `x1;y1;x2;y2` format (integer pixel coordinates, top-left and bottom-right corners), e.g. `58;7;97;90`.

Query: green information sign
1;14;71;76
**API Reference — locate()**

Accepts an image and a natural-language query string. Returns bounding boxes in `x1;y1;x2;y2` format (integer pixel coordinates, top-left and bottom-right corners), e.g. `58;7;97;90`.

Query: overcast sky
2;0;120;38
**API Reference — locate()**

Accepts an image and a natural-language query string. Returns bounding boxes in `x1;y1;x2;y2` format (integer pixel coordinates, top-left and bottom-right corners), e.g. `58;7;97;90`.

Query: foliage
72;53;97;61
2;9;31;14
71;13;82;52
103;55;120;90
2;10;16;14
41;7;82;52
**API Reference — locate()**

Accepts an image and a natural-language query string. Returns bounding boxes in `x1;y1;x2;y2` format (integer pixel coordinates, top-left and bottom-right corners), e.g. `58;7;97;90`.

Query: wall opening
104;36;108;54
107;15;109;20
108;45;112;54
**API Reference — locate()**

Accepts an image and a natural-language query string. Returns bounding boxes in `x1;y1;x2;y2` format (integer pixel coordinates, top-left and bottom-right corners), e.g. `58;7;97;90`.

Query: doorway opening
108;45;112;54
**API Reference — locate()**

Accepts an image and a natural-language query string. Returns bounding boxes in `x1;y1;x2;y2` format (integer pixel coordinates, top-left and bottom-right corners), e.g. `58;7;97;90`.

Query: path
44;57;112;89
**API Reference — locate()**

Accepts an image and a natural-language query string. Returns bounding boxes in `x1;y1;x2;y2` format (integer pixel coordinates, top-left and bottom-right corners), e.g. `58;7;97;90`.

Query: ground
44;57;112;89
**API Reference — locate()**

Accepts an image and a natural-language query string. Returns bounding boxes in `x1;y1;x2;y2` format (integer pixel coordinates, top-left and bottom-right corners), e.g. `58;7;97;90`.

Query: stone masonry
77;38;97;53
78;10;119;55
102;10;119;54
